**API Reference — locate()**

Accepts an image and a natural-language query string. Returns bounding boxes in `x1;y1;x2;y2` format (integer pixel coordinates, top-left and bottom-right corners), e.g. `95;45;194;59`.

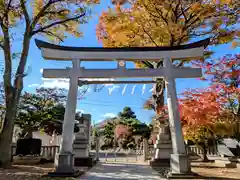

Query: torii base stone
47;153;83;177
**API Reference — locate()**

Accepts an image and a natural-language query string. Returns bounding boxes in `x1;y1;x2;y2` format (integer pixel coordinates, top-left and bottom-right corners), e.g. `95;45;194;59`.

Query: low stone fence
187;145;218;156
10;143;218;162
147;144;218;160
11;144;60;161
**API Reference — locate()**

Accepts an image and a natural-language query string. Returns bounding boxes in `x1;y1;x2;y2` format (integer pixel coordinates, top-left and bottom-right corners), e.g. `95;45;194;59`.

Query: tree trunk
201;142;209;162
202;149;209;162
152;78;165;114
0;89;18;167
0;30;30;167
0;25;15;167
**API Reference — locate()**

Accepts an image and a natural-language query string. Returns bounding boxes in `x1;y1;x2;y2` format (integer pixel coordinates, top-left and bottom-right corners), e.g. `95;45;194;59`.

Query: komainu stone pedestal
73;138;95;167
150;124;172;167
73;114;96;167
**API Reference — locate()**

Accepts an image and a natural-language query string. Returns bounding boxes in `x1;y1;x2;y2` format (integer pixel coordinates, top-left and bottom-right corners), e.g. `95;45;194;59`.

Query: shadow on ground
0;164;55;180
152;165;239;180
149;159;240;180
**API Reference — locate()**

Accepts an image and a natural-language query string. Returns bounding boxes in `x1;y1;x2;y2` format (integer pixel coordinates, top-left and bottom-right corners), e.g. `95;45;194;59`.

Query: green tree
116;107;152;148
118;106;137;119
101;121;115;150
0;0;99;166
101;107;151;150
132;123;152;139
15;88;80;139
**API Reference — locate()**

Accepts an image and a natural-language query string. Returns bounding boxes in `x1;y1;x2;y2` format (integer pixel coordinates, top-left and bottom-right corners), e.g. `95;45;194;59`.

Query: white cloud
28;84;40;88
36;69;119;89
76;109;84;113
40;78;70;89
28;76;117;89
103;113;116;118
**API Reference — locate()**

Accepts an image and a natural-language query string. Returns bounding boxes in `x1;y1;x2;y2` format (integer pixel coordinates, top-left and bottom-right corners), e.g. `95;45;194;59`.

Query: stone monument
73;114;95;166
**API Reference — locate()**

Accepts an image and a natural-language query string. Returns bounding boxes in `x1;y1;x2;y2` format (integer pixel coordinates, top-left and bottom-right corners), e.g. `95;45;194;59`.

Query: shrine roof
35;38;210;52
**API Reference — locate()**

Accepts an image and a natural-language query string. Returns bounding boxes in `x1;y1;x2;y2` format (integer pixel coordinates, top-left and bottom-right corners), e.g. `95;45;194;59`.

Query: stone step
166;172;201;179
73;144;89;149
74;156;97;167
149;158;170;167
215;157;238;168
154;143;172;149
74;140;89;144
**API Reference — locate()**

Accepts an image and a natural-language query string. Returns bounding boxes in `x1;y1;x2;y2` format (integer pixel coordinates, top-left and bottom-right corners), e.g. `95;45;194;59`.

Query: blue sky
4;0;240;125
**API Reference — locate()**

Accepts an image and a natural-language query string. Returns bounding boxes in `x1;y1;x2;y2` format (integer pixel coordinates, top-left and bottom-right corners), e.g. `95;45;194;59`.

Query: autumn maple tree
179;54;240;160
0;0;99;167
199;54;240;138
178;87;222;161
97;0;239;117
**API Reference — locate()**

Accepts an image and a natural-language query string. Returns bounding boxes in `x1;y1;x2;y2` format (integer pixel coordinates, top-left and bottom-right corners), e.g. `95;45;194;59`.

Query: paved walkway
80;161;165;180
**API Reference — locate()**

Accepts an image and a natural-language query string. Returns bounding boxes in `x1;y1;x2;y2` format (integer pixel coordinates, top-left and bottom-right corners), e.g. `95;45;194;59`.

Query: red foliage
179;87;224;126
193;54;240;87
180;54;240;127
115;124;131;139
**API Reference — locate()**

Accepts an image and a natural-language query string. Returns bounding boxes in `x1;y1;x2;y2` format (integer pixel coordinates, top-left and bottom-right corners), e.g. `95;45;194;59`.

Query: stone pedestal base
47;170;83;177
170;154;191;174
49;152;82;177
150;158;170;167
12;155;42;165
166;172;199;179
151;132;172;167
73;148;89;157
74;156;97;167
154;141;172;159
73;139;89;157
215;157;238;168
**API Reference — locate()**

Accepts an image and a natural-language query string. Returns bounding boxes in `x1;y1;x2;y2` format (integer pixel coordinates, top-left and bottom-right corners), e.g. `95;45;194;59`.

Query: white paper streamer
131;85;136;95
108;86;115;95
142;84;146;94
93;84;98;92
149;87;153;92
108;85;120;95
122;84;128;96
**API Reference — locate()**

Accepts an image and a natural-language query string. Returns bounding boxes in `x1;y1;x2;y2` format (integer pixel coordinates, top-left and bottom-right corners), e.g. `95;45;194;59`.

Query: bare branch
31;13;85;36
140;23;159;47
31;0;64;30
41;30;64;42
20;0;30;26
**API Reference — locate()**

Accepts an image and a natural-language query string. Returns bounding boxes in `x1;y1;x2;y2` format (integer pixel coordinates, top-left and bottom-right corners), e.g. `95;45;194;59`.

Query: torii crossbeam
36;38;210;177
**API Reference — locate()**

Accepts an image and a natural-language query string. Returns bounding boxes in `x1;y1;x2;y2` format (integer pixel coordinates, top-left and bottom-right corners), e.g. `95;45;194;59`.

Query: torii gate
36;38;209;177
